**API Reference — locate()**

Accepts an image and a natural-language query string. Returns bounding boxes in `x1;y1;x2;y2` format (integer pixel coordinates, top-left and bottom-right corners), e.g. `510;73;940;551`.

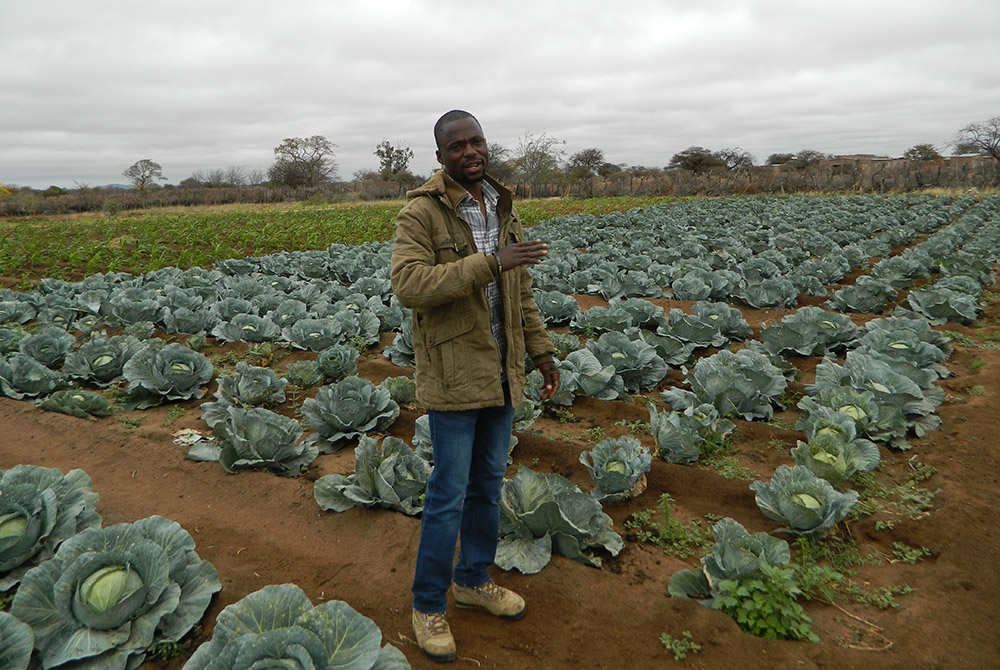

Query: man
390;110;560;663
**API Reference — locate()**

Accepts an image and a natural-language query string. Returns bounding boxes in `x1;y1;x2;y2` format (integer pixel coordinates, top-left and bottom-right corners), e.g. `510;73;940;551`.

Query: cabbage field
2;193;999;669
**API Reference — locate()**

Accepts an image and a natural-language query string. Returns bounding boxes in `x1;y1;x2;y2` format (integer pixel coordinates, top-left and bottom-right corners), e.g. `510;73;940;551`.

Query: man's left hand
537;361;560;400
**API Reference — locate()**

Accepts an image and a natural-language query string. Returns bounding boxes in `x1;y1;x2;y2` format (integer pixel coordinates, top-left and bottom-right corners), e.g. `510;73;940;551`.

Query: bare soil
3;287;1000;670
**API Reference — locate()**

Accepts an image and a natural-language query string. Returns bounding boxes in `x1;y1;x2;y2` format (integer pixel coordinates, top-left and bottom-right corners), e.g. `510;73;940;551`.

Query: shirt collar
458;179;500;208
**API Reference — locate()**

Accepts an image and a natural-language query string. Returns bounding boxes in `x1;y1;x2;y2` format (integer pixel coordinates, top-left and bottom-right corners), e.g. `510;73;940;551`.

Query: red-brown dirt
3;287;999;670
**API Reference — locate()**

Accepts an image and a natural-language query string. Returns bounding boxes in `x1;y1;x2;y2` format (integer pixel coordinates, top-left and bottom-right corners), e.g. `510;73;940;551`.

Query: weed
873;520;895;531
768;438;793;450
699;452;757;481
713;564;819;641
765;417;794;430
145;640;183;663
969;357;986;371
545;405;578;423
347;335;369;353
581;426;605;443
969;384;990;396
118;416;143;430
659;631;702;661
842;583;913;610
890;542;932;564
0;589;13;611
615;418;650;435
625;493;712;559
164;405;186;426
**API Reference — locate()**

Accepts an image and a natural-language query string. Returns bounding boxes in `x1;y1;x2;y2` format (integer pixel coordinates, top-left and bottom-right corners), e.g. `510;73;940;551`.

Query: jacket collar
407;170;513;220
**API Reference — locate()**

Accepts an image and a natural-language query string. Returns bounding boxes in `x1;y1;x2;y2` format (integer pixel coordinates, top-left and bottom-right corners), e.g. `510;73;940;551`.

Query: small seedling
659;630;701;661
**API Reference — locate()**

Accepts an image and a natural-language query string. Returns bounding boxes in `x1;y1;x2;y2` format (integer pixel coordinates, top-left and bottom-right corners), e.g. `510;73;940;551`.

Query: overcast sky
2;0;998;189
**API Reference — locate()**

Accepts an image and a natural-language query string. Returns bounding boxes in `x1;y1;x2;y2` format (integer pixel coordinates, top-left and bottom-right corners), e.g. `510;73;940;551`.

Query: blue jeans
411;398;515;613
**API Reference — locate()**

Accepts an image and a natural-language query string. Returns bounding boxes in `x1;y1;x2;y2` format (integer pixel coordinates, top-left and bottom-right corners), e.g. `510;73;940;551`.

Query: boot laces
423;611;450;635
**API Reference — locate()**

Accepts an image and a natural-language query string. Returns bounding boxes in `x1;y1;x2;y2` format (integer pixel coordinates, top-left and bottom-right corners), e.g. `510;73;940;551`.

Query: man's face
436;117;488;187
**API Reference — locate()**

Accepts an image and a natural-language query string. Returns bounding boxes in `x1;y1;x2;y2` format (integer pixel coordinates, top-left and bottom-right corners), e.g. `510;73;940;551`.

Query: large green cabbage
314;435;430;516
0;612;33;670
750;465;859;537
11;516;220;670
121;342;214;409
301;376;399;453
0;465;101;590
182;583;408;670
495;467;624;575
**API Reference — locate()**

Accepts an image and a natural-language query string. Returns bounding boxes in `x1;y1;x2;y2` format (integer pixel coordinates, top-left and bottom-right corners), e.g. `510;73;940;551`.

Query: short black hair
433;110;480;149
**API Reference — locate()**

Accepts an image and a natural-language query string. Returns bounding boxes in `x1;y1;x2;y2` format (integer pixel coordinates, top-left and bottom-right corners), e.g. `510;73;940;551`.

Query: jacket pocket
424;310;475;386
431;234;469;265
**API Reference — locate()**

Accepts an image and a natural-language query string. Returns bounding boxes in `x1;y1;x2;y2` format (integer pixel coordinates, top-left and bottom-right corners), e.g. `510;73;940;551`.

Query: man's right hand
497;239;548;271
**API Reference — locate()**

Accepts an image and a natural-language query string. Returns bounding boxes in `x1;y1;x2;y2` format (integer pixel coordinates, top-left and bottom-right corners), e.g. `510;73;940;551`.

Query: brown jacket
390;171;554;410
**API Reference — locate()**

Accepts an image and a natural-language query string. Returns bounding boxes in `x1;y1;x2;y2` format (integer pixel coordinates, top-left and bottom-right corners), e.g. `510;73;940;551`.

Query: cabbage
121;342;214;409
750;465;859;537
183;583;406;670
495;467;624;575
580;436;652;502
301;376;400;453
11;516;220;670
314;435;430;516
0;465;101;590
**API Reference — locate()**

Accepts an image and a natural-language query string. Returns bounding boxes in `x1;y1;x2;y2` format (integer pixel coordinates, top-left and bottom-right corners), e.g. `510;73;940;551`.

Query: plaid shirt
456;180;506;380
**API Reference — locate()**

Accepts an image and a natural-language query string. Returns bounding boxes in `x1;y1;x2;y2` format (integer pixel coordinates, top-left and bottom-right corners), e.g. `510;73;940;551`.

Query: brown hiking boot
412;608;456;663
453;580;526;620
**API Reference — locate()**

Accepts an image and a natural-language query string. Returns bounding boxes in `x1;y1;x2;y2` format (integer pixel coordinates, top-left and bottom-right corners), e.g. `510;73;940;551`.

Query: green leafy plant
183;583;405;670
11;515;220;670
659;630;701;661
713;564;819;641
0;465;101;590
495;466;624;574
625;493;712;559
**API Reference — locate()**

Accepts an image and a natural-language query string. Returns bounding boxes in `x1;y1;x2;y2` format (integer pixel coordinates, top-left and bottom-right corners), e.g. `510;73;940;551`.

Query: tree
566;148;606;176
513;132;565;191
766;153;795;166
123;159;166;191
903;144;943;161
374;139;415;178
953;116;1000;160
790;149;831;167
715;147;756;170
666;146;726;173
268;135;338;187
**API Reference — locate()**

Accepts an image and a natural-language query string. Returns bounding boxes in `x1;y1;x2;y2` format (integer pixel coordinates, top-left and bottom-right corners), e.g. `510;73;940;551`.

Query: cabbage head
669;516;790;604
535;290;581;325
379;375;417;405
213;406;318;476
38;389;114;419
200;362;287;428
11;515;221;670
649;399;736;465
791;431;880;485
317;343;360;381
314;435;430;516
0;352;70;400
301;376;400;453
687;349;787;421
0;465;101;590
750;465;859;537
18;326;77;367
585;330;667;393
495;467;624;574
282;318;346;352
62;334;143;387
182;583;407;670
121;343;214;409
579;436;652;502
0;612;33;670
